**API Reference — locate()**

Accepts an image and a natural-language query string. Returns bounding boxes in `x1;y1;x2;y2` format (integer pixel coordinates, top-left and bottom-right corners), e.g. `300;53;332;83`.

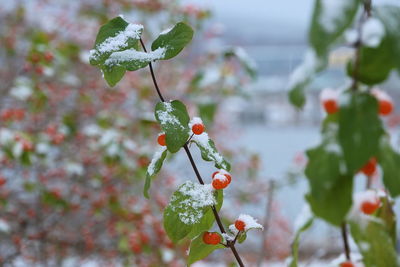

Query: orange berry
192;123;205;135
202;232;221;245
212;171;231;184
360;158;377;176
212;171;219;178
340;261;355;267
323;99;338;114
361;200;380;215
157;134;166;146
379;99;393;116
235;219;246;231
212;174;229;190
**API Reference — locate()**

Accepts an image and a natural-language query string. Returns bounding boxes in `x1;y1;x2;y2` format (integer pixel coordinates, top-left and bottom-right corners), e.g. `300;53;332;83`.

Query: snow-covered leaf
163;182;216;243
151;22;194;60
144;147;168;198
187;189;223;239
309;0;360;58
288;207;314;267
376;5;400;74
192;133;230;171
155;100;190;153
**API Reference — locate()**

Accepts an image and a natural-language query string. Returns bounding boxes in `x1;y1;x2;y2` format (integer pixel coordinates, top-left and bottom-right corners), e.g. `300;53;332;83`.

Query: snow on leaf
192;132;230;171
236;214;263;231
361;17;385;48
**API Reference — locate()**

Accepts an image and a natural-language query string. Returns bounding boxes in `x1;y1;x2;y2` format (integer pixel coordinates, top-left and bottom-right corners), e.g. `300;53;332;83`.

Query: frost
229;224;239;235
288;49;319;89
188;117;203;130
347;190;381;228
319;0;354;33
160;26;173;35
147;147;167;176
294;204;312;232
65;162;84;176
171;181;216;225
192;132;224;166
237;214;263;231
320;88;339;102
222;233;235;242
156;102;184;130
361;17;385;48
0;128;14;144
214;173;228;182
90;23;143;61
0;219;10;233
104;47;165;66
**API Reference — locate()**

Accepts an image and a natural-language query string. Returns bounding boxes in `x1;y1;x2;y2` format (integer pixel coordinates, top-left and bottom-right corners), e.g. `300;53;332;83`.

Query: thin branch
140;39;245;267
341;223;351;261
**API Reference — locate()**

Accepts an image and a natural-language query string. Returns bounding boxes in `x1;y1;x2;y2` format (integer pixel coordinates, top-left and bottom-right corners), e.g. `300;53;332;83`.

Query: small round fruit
361;200;380;215
235;219;246;231
192;123;205;135
323;99;338;114
212;170;232;184
379;99;393;116
360;158;377;176
202;232;221;245
340;261;355;267
157;134;166;146
212;174;229;190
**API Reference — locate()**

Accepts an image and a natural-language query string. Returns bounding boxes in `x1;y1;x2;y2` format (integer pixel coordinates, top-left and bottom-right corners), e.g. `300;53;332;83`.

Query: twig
140;39;245;267
341;223;351;261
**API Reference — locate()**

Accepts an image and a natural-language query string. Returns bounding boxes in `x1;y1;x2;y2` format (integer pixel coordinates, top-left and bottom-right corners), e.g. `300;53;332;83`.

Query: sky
183;0;400;44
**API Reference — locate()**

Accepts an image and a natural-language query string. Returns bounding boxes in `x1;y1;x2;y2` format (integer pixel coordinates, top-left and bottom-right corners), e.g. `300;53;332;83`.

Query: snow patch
288;49;319;89
192;132;224;166
104;47;165;66
90;23;143;61
170;181;216;225
361;17;385;48
319;0;354;33
237;214;263;231
147;147;167;176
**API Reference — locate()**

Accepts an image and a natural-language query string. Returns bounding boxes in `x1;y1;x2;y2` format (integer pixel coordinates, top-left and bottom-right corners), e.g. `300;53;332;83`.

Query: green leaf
375;196;397;245
288;215;314;267
338;91;384;174
155;100;190;153
151;22;194;60
377;139;400;197
187;233;224;266
143;148;168;198
187;190;223;239
376;5;400;73
192;135;231;171
305;144;353;225
289;85;306;109
346;38;394;85
90;16;141;66
164;181;216;243
309;0;360;58
237;232;247;244
350;221;399;267
101;65;126;87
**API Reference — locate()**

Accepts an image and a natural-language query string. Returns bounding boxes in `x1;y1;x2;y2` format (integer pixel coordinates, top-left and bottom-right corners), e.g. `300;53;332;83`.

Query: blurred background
0;0;399;266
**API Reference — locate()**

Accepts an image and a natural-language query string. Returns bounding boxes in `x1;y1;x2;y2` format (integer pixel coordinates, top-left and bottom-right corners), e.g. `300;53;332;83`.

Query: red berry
361;200;380;215
192;123;205;135
212;174;229;190
379;99;393;116
340;261;355;267
202;232;221;245
323;99;338;114
44;52;54;62
212;171;231;184
360;158;377;176
0;177;6;186
235;219;246;231
157;134;166;146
